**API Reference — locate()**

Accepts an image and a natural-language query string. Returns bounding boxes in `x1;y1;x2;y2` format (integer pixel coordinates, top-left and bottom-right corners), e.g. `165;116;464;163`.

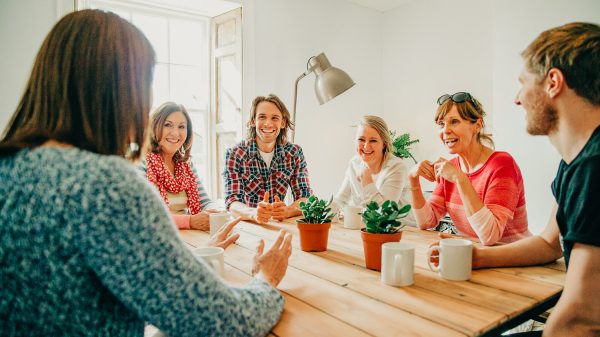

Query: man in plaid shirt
224;94;313;224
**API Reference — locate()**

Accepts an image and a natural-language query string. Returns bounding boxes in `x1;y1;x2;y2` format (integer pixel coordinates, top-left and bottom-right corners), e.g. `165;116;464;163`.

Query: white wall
491;0;600;233
0;1;58;133
243;0;383;198
381;0;494;192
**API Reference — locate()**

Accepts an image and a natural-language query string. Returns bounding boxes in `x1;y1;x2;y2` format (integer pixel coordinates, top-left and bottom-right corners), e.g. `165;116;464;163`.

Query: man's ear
546;68;566;99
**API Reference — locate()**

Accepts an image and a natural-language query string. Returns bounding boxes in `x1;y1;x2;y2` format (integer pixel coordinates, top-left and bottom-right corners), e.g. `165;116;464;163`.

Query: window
78;0;214;195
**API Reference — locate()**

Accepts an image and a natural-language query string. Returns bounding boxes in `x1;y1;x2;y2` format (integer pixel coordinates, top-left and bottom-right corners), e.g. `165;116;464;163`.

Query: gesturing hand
409;160;436;182
206;216;241;250
433;159;463;183
252;230;293;287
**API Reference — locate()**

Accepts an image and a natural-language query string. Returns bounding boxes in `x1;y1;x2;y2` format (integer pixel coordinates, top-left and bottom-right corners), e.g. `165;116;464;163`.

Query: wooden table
180;219;565;337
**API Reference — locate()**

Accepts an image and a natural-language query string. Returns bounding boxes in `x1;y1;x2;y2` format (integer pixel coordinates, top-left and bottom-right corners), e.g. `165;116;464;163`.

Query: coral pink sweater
414;152;531;245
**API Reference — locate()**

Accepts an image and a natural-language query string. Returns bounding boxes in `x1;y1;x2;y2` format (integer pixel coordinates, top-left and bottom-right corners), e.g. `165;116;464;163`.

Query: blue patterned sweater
0;147;283;336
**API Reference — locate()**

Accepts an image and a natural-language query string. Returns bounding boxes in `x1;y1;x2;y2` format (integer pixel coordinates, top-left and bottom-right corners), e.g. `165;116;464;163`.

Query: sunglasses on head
437;92;480;111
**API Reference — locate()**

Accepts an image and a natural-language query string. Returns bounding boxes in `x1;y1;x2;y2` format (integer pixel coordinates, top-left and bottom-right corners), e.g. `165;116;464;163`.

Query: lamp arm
291;71;309;143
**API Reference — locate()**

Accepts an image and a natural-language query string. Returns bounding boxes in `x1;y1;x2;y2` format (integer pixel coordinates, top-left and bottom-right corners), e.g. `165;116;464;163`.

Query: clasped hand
256;192;290;224
409;158;464;183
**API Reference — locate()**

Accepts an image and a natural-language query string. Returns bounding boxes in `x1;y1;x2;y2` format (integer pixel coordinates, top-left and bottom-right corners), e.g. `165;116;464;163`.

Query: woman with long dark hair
0;9;291;336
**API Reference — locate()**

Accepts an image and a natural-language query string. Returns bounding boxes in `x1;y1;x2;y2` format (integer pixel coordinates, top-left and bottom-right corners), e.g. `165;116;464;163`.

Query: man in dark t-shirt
453;22;600;335
551;129;600;266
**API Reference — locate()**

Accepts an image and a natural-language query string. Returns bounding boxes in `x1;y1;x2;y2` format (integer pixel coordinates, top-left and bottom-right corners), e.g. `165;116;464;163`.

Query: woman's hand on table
252;230;293;287
206;216;241;250
190;208;221;231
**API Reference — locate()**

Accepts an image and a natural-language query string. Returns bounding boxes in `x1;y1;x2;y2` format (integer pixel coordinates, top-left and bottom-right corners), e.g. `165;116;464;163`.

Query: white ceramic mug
381;242;415;286
343;205;363;229
427;238;473;281
193;247;225;276
209;212;231;235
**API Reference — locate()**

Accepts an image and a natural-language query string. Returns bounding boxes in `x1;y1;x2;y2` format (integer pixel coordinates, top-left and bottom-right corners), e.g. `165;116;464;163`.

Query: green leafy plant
361;200;411;234
298;195;336;224
390;131;419;164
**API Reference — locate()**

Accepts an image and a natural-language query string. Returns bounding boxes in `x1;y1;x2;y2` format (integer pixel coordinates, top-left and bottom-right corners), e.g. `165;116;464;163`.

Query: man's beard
526;101;558;136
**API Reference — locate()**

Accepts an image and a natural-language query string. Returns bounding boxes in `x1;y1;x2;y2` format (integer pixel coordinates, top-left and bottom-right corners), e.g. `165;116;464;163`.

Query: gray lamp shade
291;52;354;142
310;53;355;105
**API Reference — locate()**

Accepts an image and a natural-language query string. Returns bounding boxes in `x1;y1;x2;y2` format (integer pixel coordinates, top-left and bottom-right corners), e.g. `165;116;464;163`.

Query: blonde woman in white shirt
332;115;416;226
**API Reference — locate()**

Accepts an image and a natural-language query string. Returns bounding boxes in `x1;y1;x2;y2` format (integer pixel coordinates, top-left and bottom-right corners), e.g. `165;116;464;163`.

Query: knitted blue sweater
0;147;283;336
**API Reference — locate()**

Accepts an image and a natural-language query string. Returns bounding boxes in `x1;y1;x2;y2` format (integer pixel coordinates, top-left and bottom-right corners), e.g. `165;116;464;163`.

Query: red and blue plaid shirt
223;140;313;209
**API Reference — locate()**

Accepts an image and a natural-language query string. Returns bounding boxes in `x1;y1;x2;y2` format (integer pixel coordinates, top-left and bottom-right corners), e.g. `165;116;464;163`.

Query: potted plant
360;200;411;271
297;195;336;252
390;131;419;164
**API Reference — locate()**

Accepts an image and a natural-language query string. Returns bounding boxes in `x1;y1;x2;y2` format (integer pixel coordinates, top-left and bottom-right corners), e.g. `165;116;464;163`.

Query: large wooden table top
180;218;565;337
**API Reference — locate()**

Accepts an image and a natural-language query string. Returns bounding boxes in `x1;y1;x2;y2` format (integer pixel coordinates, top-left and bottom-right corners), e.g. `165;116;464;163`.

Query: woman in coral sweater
409;92;531;245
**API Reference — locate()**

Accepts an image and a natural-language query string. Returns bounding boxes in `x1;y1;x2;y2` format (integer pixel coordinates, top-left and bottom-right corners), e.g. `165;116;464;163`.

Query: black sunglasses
437;92;480;111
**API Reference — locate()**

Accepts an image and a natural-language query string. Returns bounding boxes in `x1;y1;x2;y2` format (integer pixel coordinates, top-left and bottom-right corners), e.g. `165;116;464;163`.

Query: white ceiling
342;0;415;12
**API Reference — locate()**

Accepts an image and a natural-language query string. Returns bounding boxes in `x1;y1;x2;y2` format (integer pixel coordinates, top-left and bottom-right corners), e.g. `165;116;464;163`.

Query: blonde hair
246;94;295;145
359;115;393;158
435;97;495;149
522;22;600;105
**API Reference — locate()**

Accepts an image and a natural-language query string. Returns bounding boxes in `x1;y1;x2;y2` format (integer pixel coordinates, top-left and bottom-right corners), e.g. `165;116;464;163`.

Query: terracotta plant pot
360;228;403;271
297;222;331;252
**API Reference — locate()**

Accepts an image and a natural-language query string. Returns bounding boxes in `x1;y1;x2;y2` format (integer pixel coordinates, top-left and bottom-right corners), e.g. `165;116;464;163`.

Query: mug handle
427;246;441;272
393;254;403;284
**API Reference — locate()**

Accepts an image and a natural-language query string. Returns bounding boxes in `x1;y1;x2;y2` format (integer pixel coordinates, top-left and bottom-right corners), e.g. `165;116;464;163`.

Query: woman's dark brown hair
0;9;155;159
148;102;193;163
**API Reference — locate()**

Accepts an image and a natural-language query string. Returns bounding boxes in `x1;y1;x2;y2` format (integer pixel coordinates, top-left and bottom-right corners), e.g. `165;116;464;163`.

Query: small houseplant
360;200;412;270
297;195;336;252
390;131;419;164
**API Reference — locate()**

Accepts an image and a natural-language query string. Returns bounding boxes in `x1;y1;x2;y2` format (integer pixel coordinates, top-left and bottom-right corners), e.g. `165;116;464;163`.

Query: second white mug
427;238;473;281
192;246;225;276
343;206;363;229
381;242;415;286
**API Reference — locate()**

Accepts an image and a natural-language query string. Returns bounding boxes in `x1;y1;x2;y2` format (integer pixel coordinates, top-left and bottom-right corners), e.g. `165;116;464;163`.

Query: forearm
171;214;191;229
467;207;504;246
409;177;426;209
544;243;600;336
455;175;484;216
229;202;257;221
286;198;305;218
474;235;562;268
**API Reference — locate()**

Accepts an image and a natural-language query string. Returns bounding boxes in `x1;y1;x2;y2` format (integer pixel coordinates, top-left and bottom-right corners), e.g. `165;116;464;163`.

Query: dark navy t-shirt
551;126;600;267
